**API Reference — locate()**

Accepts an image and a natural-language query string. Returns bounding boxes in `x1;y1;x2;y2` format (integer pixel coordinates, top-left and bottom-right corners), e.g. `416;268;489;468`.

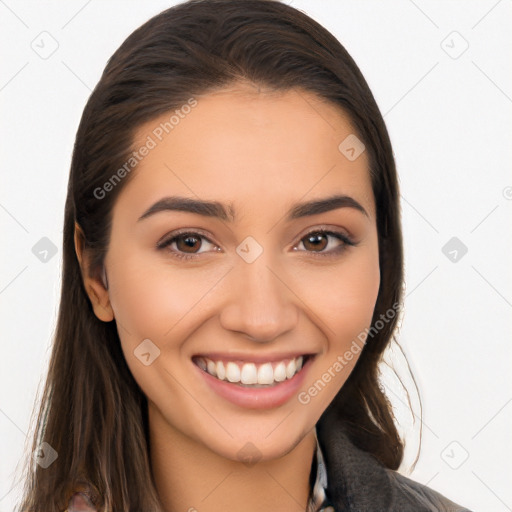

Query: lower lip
192;356;314;410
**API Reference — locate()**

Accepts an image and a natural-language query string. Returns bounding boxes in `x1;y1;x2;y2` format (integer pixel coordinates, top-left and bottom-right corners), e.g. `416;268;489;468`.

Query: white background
1;1;511;511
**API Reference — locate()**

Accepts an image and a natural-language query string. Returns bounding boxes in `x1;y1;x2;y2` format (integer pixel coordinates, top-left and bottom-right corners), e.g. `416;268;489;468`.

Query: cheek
299;248;380;410
307;245;380;343
107;261;165;337
105;256;193;396
335;260;380;339
107;253;204;340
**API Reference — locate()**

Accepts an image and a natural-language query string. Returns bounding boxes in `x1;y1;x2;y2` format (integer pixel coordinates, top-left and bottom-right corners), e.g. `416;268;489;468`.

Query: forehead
116;85;375;223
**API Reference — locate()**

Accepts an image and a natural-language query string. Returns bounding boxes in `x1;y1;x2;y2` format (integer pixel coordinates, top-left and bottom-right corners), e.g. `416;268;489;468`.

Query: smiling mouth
192;354;314;387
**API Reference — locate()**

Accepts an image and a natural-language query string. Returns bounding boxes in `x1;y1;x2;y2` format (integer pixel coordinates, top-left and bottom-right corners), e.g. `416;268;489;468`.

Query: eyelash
156;227;357;261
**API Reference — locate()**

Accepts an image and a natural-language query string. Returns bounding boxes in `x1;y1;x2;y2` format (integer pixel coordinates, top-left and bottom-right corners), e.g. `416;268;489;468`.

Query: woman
16;1;472;510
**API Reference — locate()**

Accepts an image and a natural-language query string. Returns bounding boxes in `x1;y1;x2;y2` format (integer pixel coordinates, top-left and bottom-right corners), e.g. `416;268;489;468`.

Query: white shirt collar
307;426;331;512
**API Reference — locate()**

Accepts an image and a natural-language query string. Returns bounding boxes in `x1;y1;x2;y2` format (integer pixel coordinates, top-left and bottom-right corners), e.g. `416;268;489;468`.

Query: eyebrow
137;193;368;223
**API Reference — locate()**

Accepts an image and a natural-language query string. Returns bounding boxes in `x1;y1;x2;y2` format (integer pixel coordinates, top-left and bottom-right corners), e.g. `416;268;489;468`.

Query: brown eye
175;234;202;253
157;230;219;260
302;232;329;252
295;229;355;257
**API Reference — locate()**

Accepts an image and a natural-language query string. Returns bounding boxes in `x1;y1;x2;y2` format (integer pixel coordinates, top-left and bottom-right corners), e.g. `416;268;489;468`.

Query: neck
148;402;317;512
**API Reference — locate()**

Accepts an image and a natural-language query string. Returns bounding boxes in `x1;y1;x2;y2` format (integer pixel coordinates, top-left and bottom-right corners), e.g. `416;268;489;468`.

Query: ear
74;221;114;322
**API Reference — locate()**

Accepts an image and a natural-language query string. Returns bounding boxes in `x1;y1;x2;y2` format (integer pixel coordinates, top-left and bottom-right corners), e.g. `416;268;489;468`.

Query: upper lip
192;352;315;364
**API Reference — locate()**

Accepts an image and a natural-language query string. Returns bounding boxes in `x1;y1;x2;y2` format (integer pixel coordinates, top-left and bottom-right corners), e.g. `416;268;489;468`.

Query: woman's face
99;84;380;461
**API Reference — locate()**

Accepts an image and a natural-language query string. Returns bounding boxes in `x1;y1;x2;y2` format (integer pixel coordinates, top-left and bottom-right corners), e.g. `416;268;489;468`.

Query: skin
76;83;380;512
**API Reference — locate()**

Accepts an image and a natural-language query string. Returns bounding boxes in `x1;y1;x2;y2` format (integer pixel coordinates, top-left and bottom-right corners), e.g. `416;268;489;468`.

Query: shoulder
316;419;473;511
385;469;473;512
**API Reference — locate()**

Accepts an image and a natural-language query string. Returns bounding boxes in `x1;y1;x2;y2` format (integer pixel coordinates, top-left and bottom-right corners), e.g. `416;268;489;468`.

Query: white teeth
273;362;286;382
257;363;274;384
196;355;308;385
226;362;241;383
240;363;258;384
206;359;217;378
216;360;226;380
286;359;297;379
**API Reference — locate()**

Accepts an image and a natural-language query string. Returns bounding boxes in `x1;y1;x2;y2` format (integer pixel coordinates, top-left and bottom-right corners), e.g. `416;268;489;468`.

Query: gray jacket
315;418;472;511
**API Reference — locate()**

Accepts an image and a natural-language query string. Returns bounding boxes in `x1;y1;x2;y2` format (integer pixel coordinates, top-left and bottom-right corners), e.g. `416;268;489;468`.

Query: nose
219;255;299;343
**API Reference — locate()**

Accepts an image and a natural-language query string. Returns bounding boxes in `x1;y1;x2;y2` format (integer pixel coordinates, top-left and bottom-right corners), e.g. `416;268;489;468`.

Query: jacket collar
316;414;395;511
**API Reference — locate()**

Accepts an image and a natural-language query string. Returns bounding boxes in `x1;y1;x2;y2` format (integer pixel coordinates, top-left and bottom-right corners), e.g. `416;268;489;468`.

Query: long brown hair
16;1;406;510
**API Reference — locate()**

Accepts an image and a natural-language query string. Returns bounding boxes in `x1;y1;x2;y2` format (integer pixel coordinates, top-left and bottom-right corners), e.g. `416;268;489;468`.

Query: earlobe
74;221;115;323
87;280;115;322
